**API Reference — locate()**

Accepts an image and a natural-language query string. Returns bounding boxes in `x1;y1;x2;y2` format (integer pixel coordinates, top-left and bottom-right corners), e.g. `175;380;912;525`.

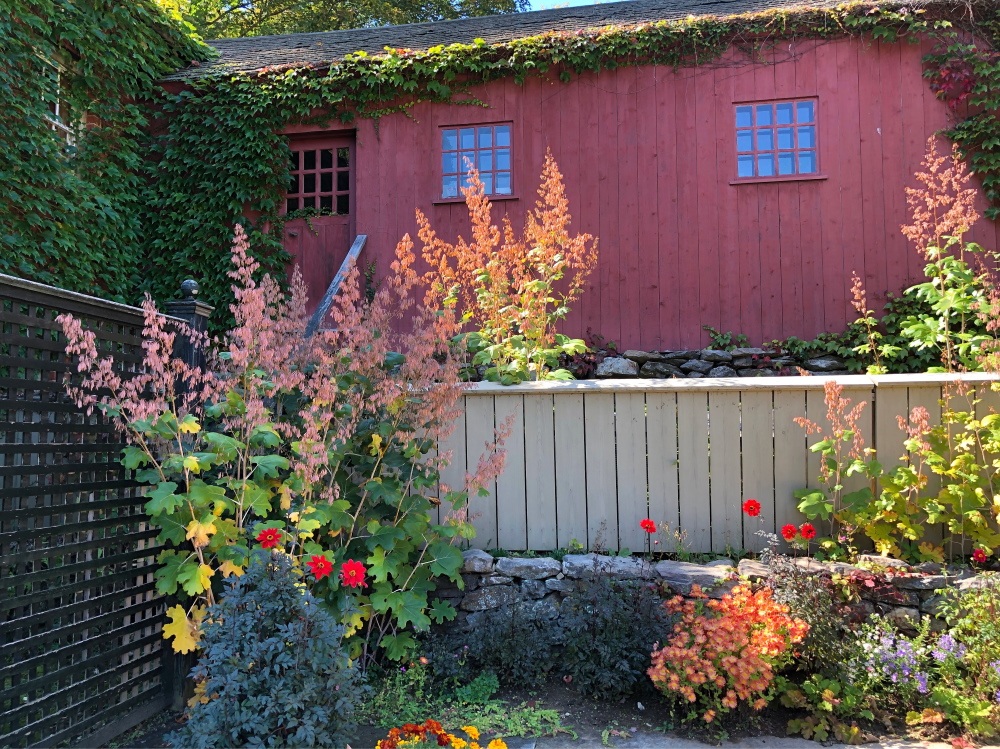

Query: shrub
167;551;362;749
766;556;855;674
648;585;808;724
560;577;673;699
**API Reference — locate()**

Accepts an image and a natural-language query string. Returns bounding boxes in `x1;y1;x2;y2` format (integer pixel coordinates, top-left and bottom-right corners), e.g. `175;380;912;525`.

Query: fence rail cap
462;372;1000;395
1;273;185;324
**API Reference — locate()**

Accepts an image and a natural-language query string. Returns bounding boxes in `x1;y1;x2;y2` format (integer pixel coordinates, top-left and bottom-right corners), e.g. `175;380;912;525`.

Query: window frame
730;97;827;185
44;57;76;148
283;137;354;217
434;122;519;204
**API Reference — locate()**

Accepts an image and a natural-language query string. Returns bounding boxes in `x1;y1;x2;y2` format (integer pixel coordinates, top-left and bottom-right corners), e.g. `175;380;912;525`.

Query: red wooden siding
282;36;999;350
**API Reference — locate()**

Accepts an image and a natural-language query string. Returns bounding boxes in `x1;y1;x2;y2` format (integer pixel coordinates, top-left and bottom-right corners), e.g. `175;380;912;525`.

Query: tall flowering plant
647;585;808;723
58;225;508;663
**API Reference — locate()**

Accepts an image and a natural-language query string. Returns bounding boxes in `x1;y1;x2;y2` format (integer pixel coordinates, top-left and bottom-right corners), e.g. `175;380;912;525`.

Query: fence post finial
165;279;213;370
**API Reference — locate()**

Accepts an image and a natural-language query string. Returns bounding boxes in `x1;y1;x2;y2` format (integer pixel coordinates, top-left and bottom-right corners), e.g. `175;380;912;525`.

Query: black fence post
165;279;214;370
162;280;213;711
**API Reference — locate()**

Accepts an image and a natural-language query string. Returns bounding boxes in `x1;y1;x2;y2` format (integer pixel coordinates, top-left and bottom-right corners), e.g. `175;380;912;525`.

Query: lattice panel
1;277;166;748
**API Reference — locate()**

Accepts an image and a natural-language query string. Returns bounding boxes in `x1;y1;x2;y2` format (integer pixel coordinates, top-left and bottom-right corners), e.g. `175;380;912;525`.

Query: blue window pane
460;151;475;170
478;150;492;171
736;129;754;152
496;171;511;194
442;152;458;174
496;148;510;170
481;173;493;194
478;127;492;148
460;128;475;149
796;101;815;123
778;152;796;175
442;129;457;150
756;104;773;126
735;106;753;128
777;128;794;149
757;153;775;177
495;125;511;147
776;102;794;124
797;125;815;149
737;154;755;178
798;150;816;173
757;129;774;151
442;175;458;198
460;172;473;189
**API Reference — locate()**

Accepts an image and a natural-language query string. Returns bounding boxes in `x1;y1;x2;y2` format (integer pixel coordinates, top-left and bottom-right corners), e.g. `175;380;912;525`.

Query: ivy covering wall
0;1;207;299
4;1;1000;325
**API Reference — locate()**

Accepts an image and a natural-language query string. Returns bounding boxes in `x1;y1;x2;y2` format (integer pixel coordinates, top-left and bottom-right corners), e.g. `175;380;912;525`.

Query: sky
530;0;604;12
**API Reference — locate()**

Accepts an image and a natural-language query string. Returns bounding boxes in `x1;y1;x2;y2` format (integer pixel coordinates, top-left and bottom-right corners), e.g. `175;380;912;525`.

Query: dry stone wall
433;550;991;635
593;348;850;379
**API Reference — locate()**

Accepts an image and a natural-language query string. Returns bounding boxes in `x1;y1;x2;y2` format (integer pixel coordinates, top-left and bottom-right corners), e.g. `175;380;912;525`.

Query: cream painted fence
437;373;1000;554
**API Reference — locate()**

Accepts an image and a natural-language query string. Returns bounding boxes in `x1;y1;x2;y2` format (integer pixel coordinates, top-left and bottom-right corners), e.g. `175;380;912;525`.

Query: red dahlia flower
972;548;988;564
307;555;334;580
256;528;282;549
780;524;797;541
340;559;368;588
742;499;761;517
640;519;657;533
799;523;817;540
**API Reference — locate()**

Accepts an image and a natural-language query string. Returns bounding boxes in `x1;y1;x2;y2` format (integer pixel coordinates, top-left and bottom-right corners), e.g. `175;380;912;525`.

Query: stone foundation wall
594;347;849;379
435;550;991;634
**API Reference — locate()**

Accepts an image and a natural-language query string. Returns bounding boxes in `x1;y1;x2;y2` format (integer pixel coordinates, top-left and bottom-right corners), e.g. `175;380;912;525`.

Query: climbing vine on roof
0;1;208;300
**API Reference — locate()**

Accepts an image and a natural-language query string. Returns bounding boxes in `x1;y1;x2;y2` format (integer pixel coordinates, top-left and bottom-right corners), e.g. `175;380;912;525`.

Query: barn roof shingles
167;0;855;80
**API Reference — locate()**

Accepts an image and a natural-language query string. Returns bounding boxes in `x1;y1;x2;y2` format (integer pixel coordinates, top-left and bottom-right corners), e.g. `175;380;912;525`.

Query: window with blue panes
441;124;512;198
735;100;818;179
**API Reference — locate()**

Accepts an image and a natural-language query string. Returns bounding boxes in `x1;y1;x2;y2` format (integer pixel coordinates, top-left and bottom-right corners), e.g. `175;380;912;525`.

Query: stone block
596;357;639;378
655;560;734;593
884;606;921;630
462;548;495;574
622;350;665;364
662;350;701;360
706;558;735;569
686;372;705;378
495;556;562;579
545;577;576;593
480;575;513;586
460;585;519;611
737;559;769;582
561;553;656;580
893;574;950;591
521;579;547;599
803;356;847;372
461;573;480;591
730;347;768;357
701;349;733;362
640;361;683;378
680;359;713;374
857;554;909;569
708;365;738;378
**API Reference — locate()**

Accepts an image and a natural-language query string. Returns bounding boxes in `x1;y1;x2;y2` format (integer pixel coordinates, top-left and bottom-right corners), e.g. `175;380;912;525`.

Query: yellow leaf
164;604;201;653
343;610;366;637
178;416;201;434
185;520;217;549
918;542;945;563
289;511;300;523
196;564;213;590
369;433;382;456
183;455;202;473
219;560;244;578
277;483;293;510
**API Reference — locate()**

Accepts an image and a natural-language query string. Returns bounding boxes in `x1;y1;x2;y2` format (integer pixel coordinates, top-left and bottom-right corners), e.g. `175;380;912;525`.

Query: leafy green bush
560;578;673;699
168;551;362;748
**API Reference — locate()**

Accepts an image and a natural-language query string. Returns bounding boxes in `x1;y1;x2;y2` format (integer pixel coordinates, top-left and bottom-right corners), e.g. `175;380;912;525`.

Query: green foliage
1;1;207;300
702;326;748;351
559;578;673;700
167;551;363;749
157;0;529;39
457;602;560;687
778;675;874;744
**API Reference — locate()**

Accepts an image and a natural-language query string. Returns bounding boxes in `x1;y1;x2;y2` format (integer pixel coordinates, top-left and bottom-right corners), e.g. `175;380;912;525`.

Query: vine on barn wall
0;1;208;300
5;1;1000;323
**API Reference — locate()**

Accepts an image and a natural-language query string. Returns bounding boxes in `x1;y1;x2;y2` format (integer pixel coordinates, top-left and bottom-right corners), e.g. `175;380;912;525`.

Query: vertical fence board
494;394;526;551
554;393;587;548
773;389;809;543
740;389;775;549
583;393;618;549
438;403;467;521
646;392;679;538
677;391;710;552
709;390;742;553
615;393;648;552
523;395;557;550
874;385;908;471
464;396;498;549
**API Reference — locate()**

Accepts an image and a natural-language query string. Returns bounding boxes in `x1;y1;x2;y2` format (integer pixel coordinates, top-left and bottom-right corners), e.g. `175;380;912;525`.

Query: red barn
165;0;999;350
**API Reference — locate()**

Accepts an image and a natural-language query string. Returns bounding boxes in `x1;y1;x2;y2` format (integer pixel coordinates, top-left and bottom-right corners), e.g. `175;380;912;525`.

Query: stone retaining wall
435;550;991;634
594;347;849;379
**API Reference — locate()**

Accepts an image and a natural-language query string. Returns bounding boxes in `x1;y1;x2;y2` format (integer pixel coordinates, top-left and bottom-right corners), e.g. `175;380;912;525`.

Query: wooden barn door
283;133;355;317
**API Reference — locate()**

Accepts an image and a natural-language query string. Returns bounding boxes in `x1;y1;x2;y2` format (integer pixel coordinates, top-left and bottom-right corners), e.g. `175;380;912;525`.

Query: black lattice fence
0;275;183;748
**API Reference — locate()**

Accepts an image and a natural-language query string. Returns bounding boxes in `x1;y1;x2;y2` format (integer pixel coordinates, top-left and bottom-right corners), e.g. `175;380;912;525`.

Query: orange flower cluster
376;721;506;749
648;585;808;721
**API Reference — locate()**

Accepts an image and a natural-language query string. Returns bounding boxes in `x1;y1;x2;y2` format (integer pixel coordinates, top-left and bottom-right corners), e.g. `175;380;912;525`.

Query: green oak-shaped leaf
386;590;431;631
122;446;150;469
428;542;464;579
794;489;834;520
154;513;188;545
381;631;416;661
144;481;180;516
154;550;185;595
428;598;457;624
251;454;289;477
364;521;406;552
187;479;228;509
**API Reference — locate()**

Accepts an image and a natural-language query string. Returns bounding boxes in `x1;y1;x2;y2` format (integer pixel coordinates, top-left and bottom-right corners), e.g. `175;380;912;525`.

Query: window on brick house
735;99;817;180
441;124;512;198
44;58;75;148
